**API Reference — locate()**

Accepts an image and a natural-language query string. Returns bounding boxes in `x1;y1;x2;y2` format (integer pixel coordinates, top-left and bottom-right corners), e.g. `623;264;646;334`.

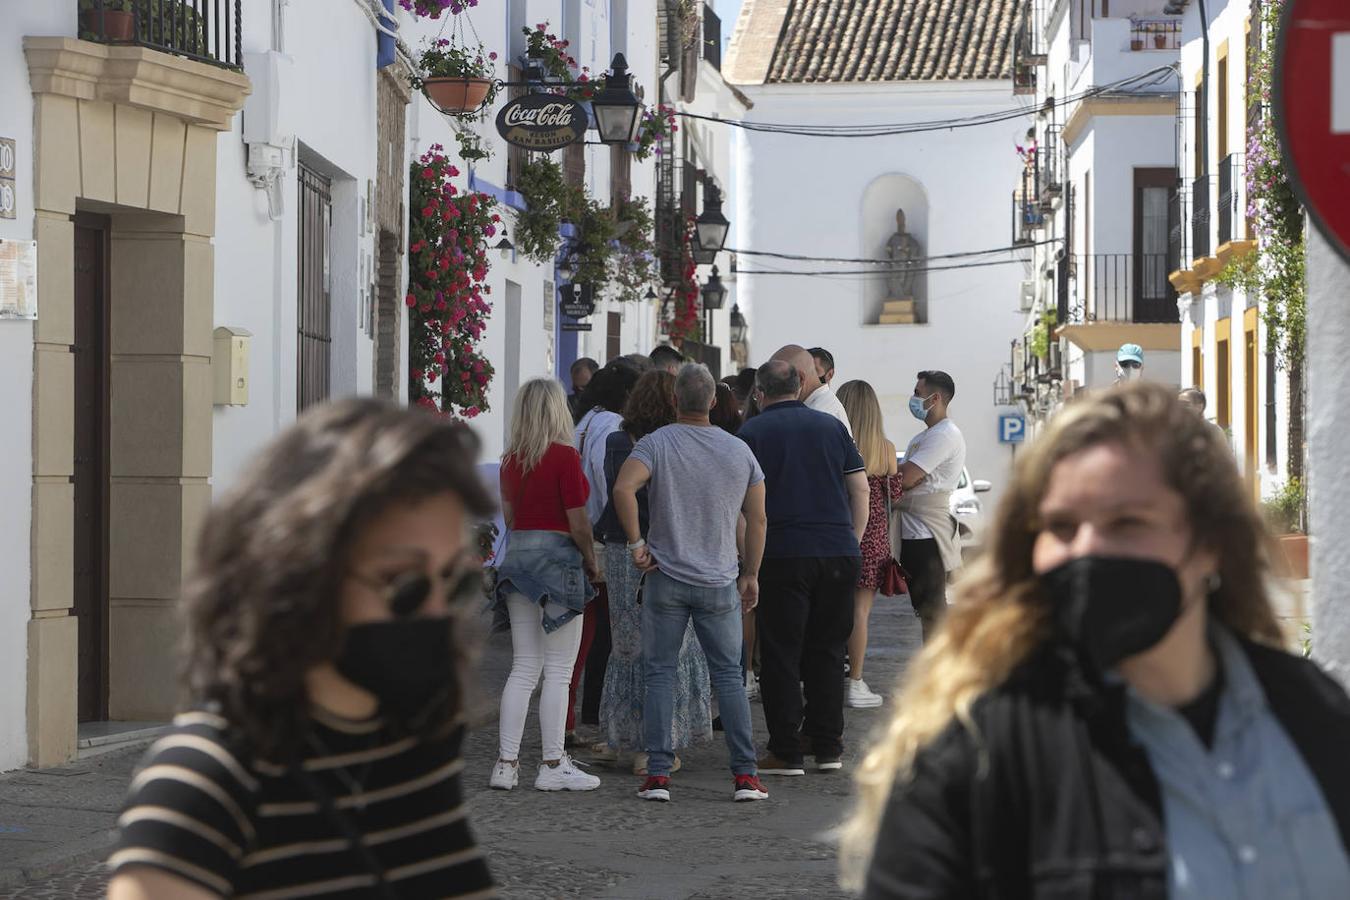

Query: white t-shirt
900;419;967;539
805;384;853;438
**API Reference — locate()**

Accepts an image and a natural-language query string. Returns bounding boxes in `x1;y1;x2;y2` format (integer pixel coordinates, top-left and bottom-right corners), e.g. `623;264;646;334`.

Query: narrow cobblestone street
1;601;922;899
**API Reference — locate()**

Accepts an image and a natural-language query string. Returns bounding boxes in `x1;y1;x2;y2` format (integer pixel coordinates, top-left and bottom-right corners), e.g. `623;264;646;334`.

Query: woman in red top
491;379;602;793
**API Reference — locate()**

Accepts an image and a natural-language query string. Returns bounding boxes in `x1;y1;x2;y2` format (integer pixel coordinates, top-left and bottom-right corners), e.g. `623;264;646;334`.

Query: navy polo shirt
738;401;865;560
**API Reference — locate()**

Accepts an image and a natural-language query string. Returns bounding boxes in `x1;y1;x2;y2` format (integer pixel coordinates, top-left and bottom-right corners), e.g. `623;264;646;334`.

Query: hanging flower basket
423;77;493;114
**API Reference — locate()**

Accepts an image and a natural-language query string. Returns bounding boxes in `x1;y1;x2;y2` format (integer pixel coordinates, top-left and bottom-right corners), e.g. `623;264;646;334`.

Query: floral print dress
858;472;903;590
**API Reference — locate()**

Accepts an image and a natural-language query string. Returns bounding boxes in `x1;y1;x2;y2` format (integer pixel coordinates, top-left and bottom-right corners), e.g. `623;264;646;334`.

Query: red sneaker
637;775;671;802
733;774;769;801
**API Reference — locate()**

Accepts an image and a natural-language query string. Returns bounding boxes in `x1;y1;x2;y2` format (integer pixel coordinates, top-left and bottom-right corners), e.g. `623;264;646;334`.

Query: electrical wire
725;237;1060;265
677;66;1178;138
735;258;1030;276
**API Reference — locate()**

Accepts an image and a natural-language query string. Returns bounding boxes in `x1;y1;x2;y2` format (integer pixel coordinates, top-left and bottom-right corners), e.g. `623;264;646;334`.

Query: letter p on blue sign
999;414;1026;445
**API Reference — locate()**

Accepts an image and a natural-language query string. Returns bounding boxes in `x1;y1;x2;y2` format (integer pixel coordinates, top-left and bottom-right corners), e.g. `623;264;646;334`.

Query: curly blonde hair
839;382;1285;887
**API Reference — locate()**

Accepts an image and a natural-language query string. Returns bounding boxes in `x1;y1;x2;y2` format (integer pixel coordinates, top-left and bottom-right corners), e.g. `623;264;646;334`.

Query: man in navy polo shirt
738;359;870;775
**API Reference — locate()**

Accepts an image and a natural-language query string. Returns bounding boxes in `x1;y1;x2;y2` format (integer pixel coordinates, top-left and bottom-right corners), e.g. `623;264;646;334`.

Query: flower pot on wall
1130;38;1144;51
1154;33;1168;49
1276;534;1310;580
81;9;136;41
423;78;492;114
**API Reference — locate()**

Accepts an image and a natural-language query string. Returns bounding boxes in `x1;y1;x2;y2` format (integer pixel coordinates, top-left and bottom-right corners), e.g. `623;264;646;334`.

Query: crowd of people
99;340;1350;899
489;343;969;800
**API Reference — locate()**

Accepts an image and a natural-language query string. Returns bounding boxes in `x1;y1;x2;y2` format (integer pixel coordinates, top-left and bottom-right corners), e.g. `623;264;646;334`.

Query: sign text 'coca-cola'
495;94;588;152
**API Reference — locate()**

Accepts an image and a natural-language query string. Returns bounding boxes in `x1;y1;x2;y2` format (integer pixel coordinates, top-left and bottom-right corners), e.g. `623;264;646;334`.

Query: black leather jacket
865;637;1350;899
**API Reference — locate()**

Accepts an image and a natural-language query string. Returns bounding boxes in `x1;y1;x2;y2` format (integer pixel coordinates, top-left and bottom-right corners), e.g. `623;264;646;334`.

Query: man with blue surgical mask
896;371;966;642
1116;343;1145;383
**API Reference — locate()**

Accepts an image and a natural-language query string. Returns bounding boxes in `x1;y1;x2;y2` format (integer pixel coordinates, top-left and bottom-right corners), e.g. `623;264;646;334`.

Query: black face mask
1042;555;1184;675
335;617;457;727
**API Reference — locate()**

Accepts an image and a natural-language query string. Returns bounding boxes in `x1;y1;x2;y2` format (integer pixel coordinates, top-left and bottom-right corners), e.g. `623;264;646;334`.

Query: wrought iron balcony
1217;152;1245;246
78;0;243;69
1037;126;1064;205
1063;253;1180;325
1192;174;1212;260
1011;168;1044;246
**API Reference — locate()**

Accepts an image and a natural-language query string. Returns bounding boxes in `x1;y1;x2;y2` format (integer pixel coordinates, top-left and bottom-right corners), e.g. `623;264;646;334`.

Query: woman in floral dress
594;371;713;773
837;380;903;709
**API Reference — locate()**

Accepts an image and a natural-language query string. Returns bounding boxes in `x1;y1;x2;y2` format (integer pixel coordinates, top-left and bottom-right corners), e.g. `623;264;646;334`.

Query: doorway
73;213;110;724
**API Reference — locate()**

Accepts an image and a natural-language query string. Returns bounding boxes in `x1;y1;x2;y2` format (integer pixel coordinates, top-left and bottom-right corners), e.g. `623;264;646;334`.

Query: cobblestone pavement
3;599;923;899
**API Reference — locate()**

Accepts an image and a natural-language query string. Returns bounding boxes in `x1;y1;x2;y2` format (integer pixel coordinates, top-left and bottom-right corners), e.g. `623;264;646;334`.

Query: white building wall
736;82;1025;505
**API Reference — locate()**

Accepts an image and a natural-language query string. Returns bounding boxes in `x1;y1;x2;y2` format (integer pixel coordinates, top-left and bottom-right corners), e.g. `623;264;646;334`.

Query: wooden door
73;213;110;723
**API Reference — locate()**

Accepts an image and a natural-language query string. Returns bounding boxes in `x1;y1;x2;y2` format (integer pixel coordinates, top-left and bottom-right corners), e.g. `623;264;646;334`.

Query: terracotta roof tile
762;0;1017;84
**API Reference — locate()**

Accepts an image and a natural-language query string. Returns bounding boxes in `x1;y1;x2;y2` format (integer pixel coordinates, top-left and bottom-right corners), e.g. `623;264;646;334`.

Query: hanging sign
561;322;593;332
1275;0;1350;263
496;95;588;152
559;282;595;319
560;299;595;319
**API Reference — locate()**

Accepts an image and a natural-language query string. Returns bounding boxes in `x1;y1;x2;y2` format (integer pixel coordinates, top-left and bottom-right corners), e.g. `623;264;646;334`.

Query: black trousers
900;538;947;642
757;556;861;761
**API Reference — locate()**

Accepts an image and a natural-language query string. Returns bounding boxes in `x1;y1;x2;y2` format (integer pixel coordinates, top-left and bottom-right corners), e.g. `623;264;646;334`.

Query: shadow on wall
862;173;929;325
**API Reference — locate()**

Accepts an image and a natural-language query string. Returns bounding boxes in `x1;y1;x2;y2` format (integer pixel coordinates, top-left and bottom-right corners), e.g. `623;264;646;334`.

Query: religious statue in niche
880;207;925;324
885;208;923;298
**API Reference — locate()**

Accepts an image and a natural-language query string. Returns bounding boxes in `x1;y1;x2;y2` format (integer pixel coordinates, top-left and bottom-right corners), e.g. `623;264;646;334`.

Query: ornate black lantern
695;179;731;253
591;54;644;144
701;265;727;310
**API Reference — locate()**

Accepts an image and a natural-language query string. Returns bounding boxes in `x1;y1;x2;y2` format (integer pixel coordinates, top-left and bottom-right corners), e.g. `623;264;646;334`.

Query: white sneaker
489;759;518;790
745;676;761;702
534;753;602;792
846;678;884;709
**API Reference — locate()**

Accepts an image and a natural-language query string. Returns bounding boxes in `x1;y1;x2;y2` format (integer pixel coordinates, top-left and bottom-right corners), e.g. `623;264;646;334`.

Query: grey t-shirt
629;423;765;587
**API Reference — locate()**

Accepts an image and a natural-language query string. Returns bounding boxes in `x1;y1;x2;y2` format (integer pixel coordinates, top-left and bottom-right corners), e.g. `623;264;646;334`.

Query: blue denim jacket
490;530;595;633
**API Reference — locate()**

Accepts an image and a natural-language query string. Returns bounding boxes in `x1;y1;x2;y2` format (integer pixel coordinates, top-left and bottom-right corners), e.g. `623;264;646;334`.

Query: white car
897;452;992;552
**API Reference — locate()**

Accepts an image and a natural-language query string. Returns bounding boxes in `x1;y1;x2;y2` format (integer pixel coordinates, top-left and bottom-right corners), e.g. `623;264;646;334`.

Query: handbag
878;475;909;598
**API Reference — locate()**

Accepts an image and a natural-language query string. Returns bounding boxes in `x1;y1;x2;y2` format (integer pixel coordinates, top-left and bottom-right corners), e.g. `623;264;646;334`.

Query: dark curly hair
181;398;493;761
621;370;677;439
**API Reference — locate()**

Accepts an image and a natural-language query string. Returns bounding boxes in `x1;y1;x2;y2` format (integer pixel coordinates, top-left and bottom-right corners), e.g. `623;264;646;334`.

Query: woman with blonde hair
835;380;901;710
844;382;1350;898
490;378;601;792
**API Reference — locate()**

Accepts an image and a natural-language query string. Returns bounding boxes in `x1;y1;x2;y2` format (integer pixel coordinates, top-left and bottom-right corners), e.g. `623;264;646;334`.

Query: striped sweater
110;709;496;899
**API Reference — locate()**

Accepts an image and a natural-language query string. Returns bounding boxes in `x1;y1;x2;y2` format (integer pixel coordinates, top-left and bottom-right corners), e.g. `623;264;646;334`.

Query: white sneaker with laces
846;678;884;709
534;753;602;792
489;759;519;790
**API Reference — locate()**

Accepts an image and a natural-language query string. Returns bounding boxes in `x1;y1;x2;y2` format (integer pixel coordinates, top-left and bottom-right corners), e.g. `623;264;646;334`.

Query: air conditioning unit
1018;279;1036;311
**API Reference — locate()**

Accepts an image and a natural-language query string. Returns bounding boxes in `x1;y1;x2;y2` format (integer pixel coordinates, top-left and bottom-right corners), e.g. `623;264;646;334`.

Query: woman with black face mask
841;382;1350;899
107;399;497;900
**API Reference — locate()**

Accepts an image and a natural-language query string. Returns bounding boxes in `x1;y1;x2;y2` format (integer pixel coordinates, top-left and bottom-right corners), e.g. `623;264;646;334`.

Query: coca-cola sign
495;94;588;152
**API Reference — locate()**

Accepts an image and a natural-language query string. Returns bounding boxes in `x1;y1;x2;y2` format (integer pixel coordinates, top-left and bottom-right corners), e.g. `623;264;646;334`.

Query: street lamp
701;265;727;310
692;243;717;266
494;229;514;260
695;179;731;253
591;54;644;145
644;286;658;300
729;303;747;344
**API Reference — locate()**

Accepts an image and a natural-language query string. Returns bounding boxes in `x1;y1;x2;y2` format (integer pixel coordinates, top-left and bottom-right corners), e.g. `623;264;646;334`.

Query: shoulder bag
878;474;909;598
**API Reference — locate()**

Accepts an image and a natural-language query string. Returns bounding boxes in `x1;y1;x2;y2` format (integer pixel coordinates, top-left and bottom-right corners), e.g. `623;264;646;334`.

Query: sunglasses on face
1119;360;1142;370
351;559;484;618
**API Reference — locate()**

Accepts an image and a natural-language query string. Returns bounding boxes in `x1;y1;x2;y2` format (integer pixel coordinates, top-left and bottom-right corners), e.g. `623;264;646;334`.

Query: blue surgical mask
909;394;933;420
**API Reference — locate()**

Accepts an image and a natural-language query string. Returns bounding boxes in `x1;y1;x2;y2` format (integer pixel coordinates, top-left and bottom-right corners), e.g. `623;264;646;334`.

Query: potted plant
1153;28;1169;49
1130;35;1144;51
1264;477;1309;579
399;0;476;17
612;197;658;302
514;157;572;263
522;24;596;100
79;0;136;41
633;105;678;162
411;37;497;115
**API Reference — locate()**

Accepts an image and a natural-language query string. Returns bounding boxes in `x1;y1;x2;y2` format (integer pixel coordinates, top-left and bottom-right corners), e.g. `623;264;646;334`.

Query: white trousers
497;593;584;762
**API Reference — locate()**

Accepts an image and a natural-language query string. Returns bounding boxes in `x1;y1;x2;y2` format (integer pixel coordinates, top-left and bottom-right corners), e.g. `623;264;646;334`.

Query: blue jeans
642;571;757;777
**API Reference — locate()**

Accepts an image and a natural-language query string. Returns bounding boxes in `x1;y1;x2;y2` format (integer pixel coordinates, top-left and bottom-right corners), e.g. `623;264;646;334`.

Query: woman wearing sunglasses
108;399;496;899
489;379;602;792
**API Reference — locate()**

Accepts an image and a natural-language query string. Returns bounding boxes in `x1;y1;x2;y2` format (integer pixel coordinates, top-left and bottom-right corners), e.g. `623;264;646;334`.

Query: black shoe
816;755;843;772
564;731;583;749
713;716;724;732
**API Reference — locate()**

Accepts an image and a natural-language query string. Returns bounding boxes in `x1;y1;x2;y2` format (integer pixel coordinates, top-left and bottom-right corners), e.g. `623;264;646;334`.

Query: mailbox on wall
213;326;252;406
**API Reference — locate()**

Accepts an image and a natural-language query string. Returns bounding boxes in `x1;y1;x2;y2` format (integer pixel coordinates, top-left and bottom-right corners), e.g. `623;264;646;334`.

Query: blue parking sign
999;414;1026;444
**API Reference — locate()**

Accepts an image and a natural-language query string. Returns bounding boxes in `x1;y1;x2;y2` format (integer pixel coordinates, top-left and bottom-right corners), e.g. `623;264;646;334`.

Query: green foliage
1263;477;1305;535
1245;0;1306;370
1028;309;1056;360
515;157;571;263
612;197;657;303
568;194;617;294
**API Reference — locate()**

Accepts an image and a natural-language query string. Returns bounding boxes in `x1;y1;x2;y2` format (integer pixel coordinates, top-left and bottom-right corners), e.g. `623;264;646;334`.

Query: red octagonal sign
1276;0;1350;263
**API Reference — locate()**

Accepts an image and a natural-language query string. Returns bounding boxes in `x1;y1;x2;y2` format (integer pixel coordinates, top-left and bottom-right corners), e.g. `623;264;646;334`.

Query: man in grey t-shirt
613;364;769;803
